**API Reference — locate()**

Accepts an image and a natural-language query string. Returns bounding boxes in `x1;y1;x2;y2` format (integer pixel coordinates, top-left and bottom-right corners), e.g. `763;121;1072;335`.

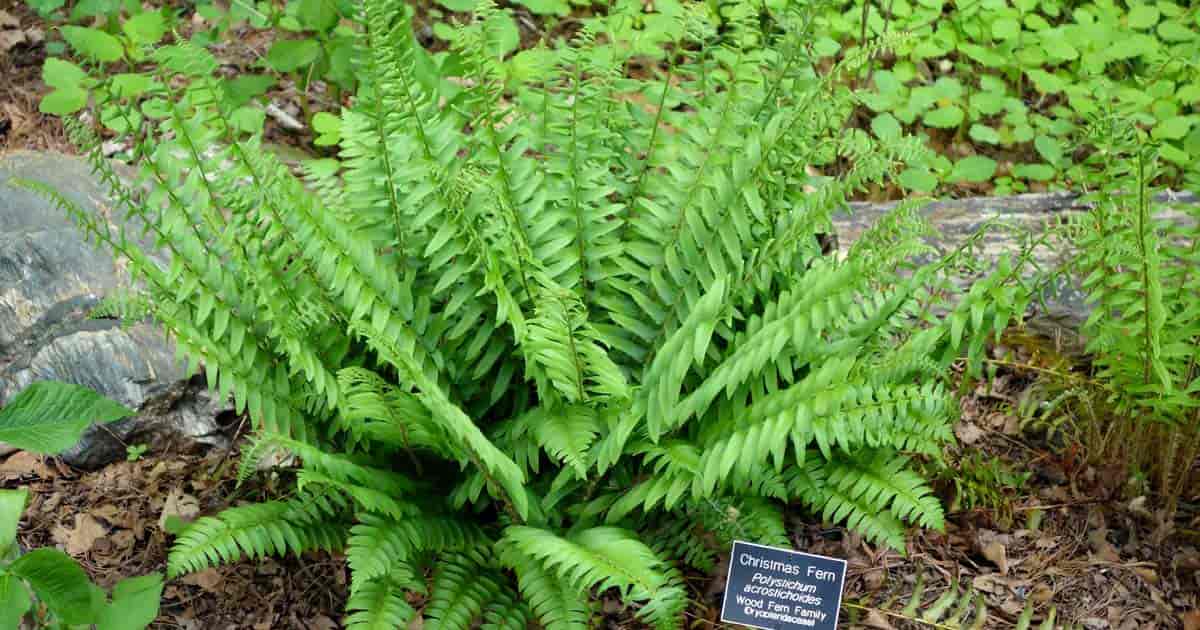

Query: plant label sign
720;541;846;629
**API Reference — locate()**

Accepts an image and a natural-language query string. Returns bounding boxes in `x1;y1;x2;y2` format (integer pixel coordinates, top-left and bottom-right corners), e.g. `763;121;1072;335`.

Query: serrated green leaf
0;382;133;454
61;26;123;63
9;549;97;624
122;12;166;46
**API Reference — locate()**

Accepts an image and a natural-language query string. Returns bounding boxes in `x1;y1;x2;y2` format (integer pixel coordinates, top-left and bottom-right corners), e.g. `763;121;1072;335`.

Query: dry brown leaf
862;610;895;629
1030;583;1054;603
181;568;223;592
1133;567;1159;584
0;10;18;28
955;422;985;445
53;513;108;556
159;487;200;531
1182;610;1200;630
310;616;338;630
982;541;1008;574
0;30;24;52
0;451;46;475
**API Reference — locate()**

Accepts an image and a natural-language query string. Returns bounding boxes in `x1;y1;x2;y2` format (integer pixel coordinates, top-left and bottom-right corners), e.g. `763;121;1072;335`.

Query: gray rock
834;190;1199;333
0;151;229;469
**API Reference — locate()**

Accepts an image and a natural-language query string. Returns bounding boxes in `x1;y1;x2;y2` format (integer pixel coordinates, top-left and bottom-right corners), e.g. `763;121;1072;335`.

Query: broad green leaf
297;0;339;31
1025;69;1066;94
1013;163;1055;181
61;26;123;63
223;74;276;107
923;106;964;128
1040;37;1078;61
8;549;97;625
871;112;902;141
971;91;1007;116
898;167;938;192
1153;116;1193;140
991;17;1021;39
95;574;163;630
42;58;87;89
1157;20;1195;41
0;489;27;552
0;381;133;454
813;37;841;57
110;73;154;99
0;574;31;630
312;111;341;146
969;124;1001;144
122;12;166;45
1034;135;1063;166
949;156;998;183
514;0;569;16
266;39;322;72
152;45;218;76
229;106;266;134
39;87;88;115
1127;3;1159;29
483;12;519;58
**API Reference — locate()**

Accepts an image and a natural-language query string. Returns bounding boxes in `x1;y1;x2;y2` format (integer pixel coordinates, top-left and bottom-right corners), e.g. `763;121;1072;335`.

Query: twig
264;102;305;133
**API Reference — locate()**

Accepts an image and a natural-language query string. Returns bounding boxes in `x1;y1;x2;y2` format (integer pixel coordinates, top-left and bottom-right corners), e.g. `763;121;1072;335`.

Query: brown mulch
0;0;70;154
0;448;347;628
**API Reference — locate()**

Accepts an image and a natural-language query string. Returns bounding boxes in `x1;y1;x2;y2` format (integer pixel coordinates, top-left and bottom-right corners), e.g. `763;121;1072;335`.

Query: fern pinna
30;0;1028;626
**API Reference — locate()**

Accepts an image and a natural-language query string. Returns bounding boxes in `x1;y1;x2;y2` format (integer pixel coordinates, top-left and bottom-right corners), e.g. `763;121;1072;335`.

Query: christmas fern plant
28;0;1028;626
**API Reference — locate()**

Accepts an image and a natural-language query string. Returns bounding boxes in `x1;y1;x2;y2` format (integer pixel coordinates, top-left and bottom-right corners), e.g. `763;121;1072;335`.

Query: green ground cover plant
819;0;1200;195
1019;115;1200;514
0;382;163;629
25;0;1037;626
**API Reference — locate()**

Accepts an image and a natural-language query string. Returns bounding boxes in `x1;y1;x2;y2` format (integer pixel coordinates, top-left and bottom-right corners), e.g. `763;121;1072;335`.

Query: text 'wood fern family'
30;0;1028;626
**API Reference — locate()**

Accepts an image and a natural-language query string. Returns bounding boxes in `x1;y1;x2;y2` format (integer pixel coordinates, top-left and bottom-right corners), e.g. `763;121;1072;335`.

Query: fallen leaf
0;10;18;28
982;541;1009;574
310;617;338;630
1133;567;1159;584
955;422;985;444
1030;583;1054;603
0;30;24;52
159;487;200;531
1088;529;1121;563
862;610;895;629
181;568;223;592
1182;610;1200;630
0;451;46;475
54;513;107;556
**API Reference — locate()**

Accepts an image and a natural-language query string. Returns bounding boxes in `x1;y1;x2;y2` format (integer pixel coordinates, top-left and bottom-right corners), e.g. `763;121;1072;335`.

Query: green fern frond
167;495;349;577
346;513;484;590
344;569;420;630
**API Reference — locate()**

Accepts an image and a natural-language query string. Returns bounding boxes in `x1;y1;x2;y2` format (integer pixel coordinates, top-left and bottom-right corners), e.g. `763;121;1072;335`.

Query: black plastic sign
720;541;847;629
